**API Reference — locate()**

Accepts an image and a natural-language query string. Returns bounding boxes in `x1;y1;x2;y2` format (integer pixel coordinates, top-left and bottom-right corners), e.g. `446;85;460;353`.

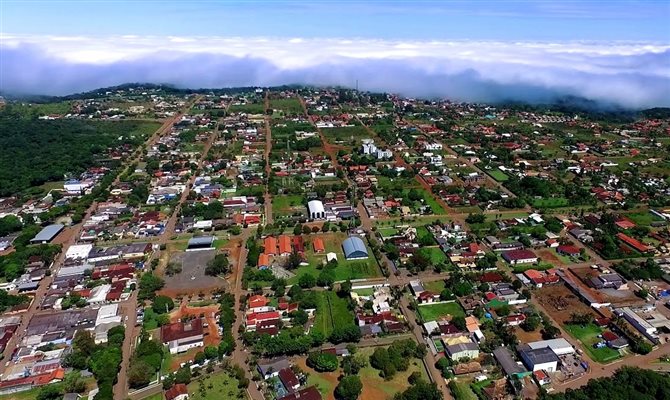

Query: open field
358;346;428;400
269;98;304;114
564;323;622;363
487;169;509;182
187;370;244;400
312;291;356;338
535;284;597;325
627;211;664;226
531;197;570;208
424;280;446;293
160;249;227;296
417;301;465;322
422;247;448;264
229;103;266;114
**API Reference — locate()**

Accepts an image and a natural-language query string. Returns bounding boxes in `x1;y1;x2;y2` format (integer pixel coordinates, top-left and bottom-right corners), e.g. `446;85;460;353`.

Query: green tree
152;295;175;314
335;375;363;400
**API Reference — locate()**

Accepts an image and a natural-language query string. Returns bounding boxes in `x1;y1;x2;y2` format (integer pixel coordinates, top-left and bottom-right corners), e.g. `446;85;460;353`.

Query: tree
339;279;352;295
152;295;175;314
335;375;363;400
307;351;339;372
290;309;309;326
138;272;165;300
451;316;466;331
174;366;192;384
206;254;230;276
37;384;63;400
63;371;87;393
521;314;541;332
542;324;561;339
128;360;153;388
342;354;367;375
298;273;316;288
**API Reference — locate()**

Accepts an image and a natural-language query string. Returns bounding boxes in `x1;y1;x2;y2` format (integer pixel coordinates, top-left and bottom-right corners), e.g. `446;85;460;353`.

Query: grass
532;197;570;208
358;347;427;396
417;302;465;322
422;247;447;264
36;180;65;193
12;101;72;117
269;98;304;114
272;194;305;212
488;169;509;182
352;287;375;296
229;103;266;114
212;239;228;249
0;388;41;400
450;381;479;400
564;323;622;363
377;227;399;238
137;395;163;400
312;291;356;338
627;211;664;227
187;370;245;400
511;262;554;273
423;280;446;293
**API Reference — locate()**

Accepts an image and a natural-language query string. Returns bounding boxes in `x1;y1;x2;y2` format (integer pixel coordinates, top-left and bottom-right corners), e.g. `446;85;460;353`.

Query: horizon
1;1;669;108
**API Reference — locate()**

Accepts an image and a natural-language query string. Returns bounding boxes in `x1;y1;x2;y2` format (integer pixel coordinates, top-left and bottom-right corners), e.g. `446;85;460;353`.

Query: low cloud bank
1;36;668;108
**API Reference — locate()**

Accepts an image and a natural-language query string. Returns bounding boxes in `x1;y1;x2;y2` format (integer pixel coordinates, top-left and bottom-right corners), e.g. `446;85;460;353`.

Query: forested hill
0;109;159;196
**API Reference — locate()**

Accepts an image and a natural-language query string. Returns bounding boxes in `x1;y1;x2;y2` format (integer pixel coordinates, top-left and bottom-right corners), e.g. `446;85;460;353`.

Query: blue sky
2;0;669;41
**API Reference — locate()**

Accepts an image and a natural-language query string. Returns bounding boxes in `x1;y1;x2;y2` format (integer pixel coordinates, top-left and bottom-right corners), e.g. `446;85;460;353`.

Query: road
229;229;265;400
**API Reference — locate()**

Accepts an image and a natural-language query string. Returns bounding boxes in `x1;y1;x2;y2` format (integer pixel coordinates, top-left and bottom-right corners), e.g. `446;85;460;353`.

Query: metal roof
493;347;527;377
188;236;214;246
30;224;64;243
519;345;560;365
342;236;368;258
307;200;325;214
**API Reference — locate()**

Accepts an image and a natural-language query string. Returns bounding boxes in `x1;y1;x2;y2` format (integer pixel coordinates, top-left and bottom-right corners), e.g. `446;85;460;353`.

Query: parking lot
160;249;227;296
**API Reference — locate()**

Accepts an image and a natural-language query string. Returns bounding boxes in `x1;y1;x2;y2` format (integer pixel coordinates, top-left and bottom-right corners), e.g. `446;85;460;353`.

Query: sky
1;0;669;107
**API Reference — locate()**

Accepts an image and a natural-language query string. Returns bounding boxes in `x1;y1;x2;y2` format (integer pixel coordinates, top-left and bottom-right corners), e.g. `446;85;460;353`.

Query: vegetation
335;375;363;400
307;351;339;372
369;339;427;379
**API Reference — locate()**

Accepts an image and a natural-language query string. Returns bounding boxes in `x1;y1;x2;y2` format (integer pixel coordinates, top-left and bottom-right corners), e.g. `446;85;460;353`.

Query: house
616;232;651;253
257;357;290;379
257;253;270;269
518;345;560;372
249;295;269;309
279;386;322;400
161;319;204;354
602;331;628;349
246;311;281;330
556;245;580;257
493;346;528;379
264;237;277;256
445;342;479;361
522;269;560;287
589;273;627;290
506;314;526;326
278;368;300;392
165;384;189;400
533;370;551;386
313;237;325;253
417;291;440;304
502;250;538;265
278;235;292;256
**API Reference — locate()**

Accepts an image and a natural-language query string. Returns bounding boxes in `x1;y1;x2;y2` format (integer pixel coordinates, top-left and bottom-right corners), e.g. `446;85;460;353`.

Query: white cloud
0;35;668;108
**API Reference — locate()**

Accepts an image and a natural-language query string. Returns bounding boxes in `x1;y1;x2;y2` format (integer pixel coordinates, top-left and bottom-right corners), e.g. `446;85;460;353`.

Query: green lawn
269;98;304;114
564;323;622;363
358;347;427;396
312;291;356;338
450;381;479;400
187;370;245;400
627;211;664;227
488;169;509;182
306;369;336;397
417;302;465;322
378;227;399;238
511;262;554;273
532;197;570;208
229;103;266;114
423;280;446;293
352;288;375;296
272;194;305;212
0;388;41;400
422;247;448;264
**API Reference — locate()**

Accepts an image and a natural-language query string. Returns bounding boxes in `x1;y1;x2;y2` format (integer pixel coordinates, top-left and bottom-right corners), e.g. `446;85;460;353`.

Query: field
449;380;479;400
488;169;509;182
535;284;597;325
423;280;446;293
422;247;448;264
321;126;372;144
272;194;305;216
160;249;227;296
269;98;304;114
229;102;266;114
564;323;622;363
358;346;428;400
187;370;245;400
511;262;554;273
312;291;356;338
531;197;570;208
627;211;664;226
417;302;465;322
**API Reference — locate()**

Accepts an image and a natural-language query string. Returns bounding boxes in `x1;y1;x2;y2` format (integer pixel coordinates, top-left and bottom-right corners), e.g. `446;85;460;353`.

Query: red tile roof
278;235;291;254
165;383;188;400
279;367;300;389
161;319;204;343
313;238;325;253
617;233;650;253
264;237;277;255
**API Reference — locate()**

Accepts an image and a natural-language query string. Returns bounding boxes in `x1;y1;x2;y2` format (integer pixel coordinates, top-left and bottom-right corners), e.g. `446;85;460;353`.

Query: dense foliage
544;367;670;400
0;109;157;195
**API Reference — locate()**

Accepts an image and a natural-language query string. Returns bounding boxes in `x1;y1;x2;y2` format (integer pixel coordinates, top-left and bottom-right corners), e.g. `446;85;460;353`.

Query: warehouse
30;224;64;244
342;236;369;260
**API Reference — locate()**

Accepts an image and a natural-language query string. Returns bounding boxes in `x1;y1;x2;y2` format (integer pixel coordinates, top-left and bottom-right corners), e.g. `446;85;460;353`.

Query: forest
0;109;158;196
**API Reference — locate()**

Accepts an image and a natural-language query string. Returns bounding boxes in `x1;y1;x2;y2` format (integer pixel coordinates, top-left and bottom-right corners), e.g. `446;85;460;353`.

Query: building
556;245;580;257
279;386;322;400
342;236;369;260
30;224;64;244
161;319;204;354
278;235;291;256
493;346;529;379
445;342;479;361
165;383;189;400
308;200;325;220
264;236;277;256
278;367;300;392
589;273;627;290
257;357;290;379
64;244;92;261
526;338;574;356
518;345;560;372
501;249;538;265
313;238;325;253
257;253;270;269
186;236;214;251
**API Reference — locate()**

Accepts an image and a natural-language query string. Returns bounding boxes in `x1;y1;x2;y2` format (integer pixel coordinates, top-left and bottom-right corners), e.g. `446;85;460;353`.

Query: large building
342;236;369;260
161;319;204;354
518;345;560;372
307;200;325;220
30;224;64;244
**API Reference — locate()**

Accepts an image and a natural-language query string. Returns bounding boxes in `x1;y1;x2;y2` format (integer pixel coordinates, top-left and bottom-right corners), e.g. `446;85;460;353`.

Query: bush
307;351;339;372
152;295;175;314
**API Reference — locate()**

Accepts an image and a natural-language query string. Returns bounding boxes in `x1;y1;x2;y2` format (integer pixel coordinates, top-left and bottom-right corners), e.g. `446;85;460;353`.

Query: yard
272;194;305;215
423;280;446;293
312;291;356;338
511;262;555;273
229;102;266;114
421;247;448;264
269;98;304;114
627;211;664;227
187;370;245;400
488;169;509;182
417;301;465;322
564;323;622;363
358;347;428;400
531;197;570;208
450;380;479;400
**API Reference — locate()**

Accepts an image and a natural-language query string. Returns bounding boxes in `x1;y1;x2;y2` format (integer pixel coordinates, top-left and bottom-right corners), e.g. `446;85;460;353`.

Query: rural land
0;85;669;400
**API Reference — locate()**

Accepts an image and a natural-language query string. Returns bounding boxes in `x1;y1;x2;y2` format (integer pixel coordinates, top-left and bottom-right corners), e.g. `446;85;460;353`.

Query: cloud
1;35;669;108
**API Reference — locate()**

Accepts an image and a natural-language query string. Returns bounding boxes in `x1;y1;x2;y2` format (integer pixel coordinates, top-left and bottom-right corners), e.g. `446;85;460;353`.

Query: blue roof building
342;236;368;260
